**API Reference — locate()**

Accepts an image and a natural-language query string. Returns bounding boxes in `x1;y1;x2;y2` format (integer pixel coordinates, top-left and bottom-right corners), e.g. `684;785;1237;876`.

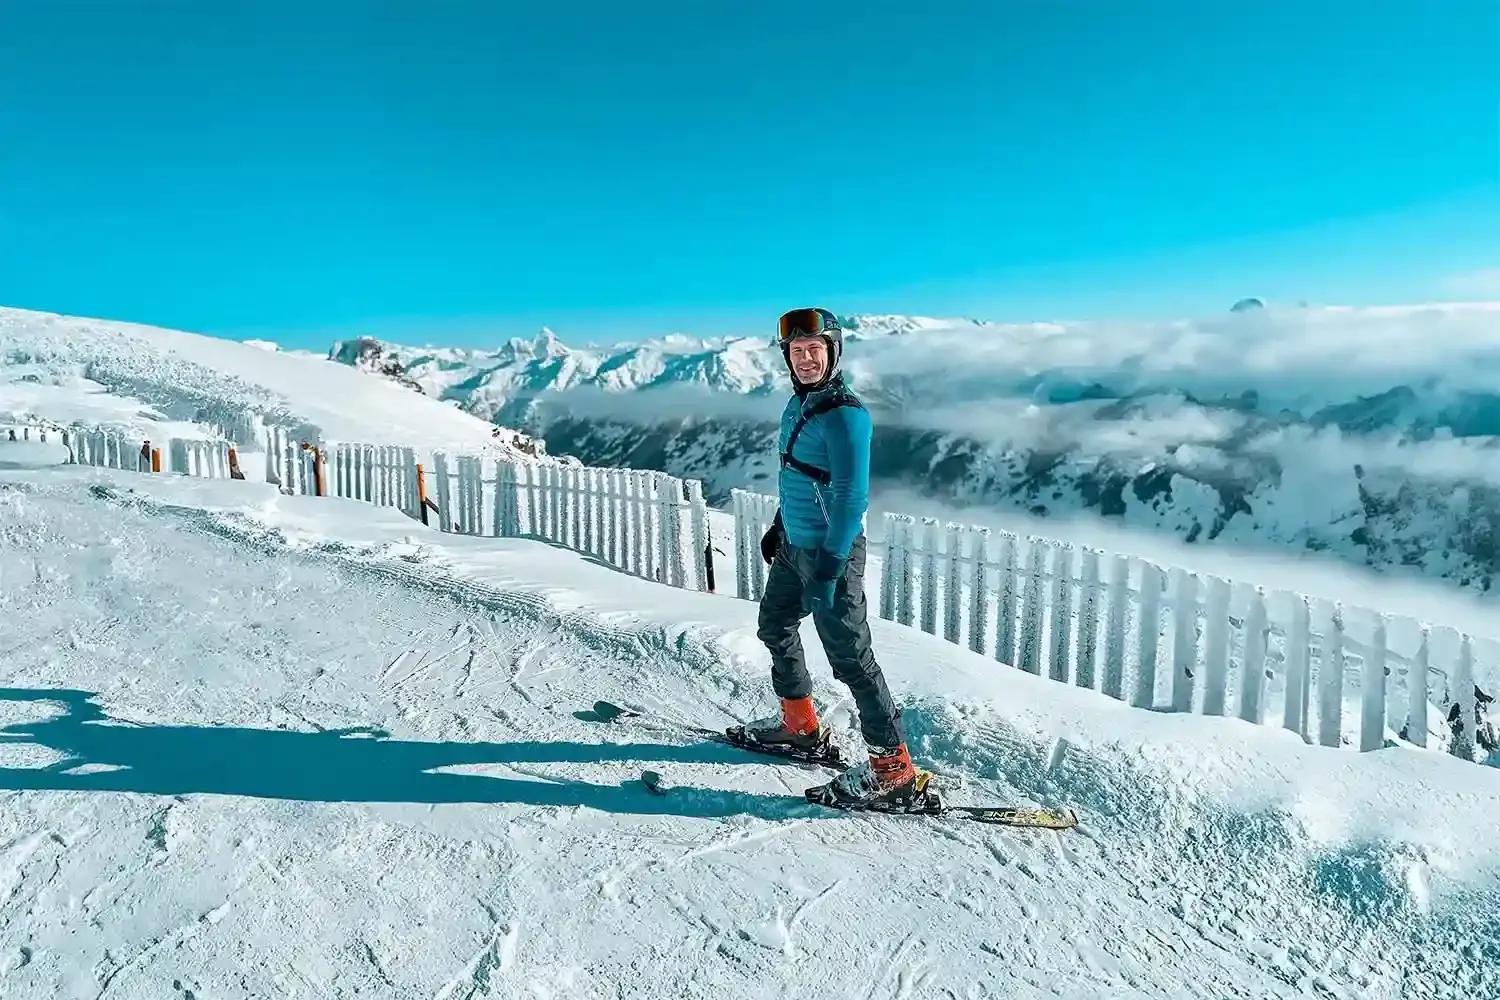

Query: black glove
802;549;847;614
760;511;783;564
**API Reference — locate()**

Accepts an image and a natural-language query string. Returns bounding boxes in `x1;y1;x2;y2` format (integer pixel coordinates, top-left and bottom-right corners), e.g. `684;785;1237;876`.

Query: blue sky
1;1;1496;349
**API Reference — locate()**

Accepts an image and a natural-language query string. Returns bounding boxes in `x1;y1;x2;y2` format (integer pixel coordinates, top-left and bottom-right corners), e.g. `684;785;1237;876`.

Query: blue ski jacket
776;376;872;560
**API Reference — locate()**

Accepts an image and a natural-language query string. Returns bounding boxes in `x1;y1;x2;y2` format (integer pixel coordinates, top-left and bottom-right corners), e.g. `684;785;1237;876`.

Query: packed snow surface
0;463;1495;999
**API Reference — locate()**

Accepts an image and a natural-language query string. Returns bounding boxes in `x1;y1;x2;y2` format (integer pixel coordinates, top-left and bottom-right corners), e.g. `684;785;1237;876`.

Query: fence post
994;532;1017;665
967;527;990;656
507;462;523;536
646;473;662;582
918;518;940;636
1170;568;1199;713
552;465;566;544
433;453;453;532
891;515;914;627
1132;562;1161;709
1452;633;1476;760
1406;629;1429;747
580;468;596;554
748;493;769;600
1318;605;1345;747
1360;616;1388;752
879;513;898;620
733;491;750;599
686;480;709;592
1017;539;1045;674
151;446;162;473
594;469;610;562
1048;543;1073;683
1237;588;1268;725
1201;577;1232;716
454;453;467;530
404;448;420;518
572;466;586;549
416;463;430;525
608;469;624;569
1075;548;1099;689
1282;594;1311;738
629;472;647;577
943;523;963;645
1101;555;1128;700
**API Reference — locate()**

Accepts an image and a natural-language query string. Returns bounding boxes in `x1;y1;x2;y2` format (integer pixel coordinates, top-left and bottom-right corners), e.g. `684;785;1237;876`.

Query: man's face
787;336;830;385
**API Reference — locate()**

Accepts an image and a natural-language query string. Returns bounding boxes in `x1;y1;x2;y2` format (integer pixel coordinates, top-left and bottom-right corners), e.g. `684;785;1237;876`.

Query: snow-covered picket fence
424;455;713;591
166;438;234;478
730;490;1495;762
3;424;59;444
6;422;240;476
264;425;323;496
328;442;420;515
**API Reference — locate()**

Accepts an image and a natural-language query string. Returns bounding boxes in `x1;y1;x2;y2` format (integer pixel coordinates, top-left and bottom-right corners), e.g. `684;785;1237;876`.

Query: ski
803;772;1078;829
579;700;848;771
588;702;1077;830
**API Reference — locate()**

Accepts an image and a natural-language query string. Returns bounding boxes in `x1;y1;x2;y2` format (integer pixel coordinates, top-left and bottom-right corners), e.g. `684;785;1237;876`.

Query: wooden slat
1048;543;1072;683
1237;589;1268;725
1281;594;1310;739
1360;616;1388;752
1131;562;1162;709
1317;605;1345;748
1017;538;1045;675
1201;577;1232;716
1169;568;1199;713
1101;554;1128;700
1406;629;1429;748
993;532;1017;663
968;527;990;656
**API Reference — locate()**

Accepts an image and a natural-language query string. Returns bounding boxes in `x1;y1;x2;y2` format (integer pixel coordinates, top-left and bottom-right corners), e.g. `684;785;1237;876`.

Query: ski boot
725;697;842;766
804;743;939;813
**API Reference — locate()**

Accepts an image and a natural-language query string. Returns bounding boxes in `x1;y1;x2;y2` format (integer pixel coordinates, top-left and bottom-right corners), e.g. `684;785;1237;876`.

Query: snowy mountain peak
531;326;566;361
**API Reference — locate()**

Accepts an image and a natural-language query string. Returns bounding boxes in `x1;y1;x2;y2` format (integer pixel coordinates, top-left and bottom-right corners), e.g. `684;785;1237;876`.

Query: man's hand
760;511;783;564
802;549;847;614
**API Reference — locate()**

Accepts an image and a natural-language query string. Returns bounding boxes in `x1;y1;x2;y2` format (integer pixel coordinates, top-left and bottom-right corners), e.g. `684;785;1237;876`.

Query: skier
728;307;929;809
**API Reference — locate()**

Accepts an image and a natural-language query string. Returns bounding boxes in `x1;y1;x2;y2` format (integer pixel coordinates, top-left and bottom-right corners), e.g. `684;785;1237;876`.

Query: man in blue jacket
728;307;926;809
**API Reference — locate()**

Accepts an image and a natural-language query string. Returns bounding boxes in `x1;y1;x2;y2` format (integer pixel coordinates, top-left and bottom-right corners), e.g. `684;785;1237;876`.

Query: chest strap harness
780;394;864;486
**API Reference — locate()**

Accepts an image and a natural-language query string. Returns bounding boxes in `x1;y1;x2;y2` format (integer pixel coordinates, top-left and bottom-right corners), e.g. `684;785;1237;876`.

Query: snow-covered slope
330;303;1500;591
0;307;539;456
0;463;1495;999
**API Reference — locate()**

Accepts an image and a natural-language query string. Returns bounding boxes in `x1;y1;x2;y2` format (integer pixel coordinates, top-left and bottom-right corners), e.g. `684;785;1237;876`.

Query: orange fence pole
416;463;430;525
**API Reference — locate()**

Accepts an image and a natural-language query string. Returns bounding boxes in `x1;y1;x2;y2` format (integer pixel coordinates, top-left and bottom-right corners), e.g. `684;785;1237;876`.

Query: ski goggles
777;307;840;344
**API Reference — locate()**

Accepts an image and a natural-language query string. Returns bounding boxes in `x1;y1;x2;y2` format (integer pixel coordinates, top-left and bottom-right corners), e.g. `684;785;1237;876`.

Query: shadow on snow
0;687;825;822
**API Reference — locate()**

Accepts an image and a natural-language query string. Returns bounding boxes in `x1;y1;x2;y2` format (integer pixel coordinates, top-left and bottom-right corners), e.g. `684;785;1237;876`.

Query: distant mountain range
328;304;1500;592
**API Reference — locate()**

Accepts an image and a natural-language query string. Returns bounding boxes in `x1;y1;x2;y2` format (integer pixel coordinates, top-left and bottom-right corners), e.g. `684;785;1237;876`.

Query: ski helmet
777;307;843;391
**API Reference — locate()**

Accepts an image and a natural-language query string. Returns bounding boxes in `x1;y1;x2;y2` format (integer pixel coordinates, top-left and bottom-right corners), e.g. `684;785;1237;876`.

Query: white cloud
1441;267;1500;297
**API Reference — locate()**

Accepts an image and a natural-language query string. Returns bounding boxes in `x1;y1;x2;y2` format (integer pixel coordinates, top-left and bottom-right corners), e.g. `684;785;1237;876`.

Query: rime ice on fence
300;441;420;513
728;488;1496;764
6;423;238;477
168;439;233;478
732;489;780;601
421;455;711;592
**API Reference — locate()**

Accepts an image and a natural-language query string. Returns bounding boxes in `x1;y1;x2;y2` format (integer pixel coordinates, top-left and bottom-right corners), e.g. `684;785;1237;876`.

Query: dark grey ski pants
755;536;904;748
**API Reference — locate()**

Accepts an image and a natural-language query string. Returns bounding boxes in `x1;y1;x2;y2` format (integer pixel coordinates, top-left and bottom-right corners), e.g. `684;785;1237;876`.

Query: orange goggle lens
778;307;837;344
